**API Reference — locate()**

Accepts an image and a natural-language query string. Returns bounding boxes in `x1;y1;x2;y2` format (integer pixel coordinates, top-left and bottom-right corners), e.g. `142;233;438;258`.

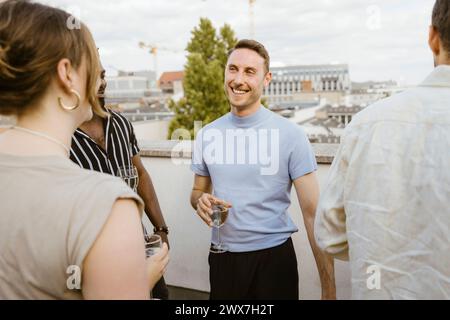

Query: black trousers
152;276;169;300
143;225;169;300
208;238;298;300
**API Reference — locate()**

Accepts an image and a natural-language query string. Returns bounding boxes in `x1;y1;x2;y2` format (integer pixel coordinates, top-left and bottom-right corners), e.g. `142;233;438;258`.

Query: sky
44;0;436;86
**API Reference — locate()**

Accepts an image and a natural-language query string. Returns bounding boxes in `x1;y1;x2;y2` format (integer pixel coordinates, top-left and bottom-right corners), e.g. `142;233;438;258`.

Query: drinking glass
117;165;139;192
210;204;229;253
145;234;162;257
145;234;162;300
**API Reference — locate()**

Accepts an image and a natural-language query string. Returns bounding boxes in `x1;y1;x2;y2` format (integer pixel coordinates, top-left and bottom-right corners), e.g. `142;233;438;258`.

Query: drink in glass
145;234;162;257
210;204;229;253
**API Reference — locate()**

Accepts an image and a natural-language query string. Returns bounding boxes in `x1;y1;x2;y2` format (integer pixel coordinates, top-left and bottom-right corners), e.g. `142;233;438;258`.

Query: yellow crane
249;0;255;39
202;0;256;39
138;42;180;80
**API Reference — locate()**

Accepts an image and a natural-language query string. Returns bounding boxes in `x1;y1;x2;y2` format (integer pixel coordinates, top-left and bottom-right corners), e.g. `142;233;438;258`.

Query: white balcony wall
134;120;170;141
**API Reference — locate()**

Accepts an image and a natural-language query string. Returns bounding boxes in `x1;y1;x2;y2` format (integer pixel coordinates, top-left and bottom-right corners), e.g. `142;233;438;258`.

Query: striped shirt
70;109;140;176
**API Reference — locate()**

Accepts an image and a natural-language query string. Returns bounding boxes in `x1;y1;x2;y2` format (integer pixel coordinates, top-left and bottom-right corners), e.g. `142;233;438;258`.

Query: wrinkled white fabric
315;66;450;300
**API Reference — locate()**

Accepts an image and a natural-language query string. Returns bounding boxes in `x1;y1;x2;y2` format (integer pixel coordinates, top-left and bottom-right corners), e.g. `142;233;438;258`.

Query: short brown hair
0;0;104;117
228;39;270;74
432;0;450;53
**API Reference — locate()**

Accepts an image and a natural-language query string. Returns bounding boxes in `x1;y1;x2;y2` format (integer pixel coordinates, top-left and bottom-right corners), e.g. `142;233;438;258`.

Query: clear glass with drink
210;204;229;253
117;165;139;192
145;234;162;257
145;234;162;300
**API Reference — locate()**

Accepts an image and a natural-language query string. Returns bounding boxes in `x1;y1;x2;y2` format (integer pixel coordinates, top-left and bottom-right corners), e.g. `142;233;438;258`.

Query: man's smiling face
97;63;107;108
224;48;271;110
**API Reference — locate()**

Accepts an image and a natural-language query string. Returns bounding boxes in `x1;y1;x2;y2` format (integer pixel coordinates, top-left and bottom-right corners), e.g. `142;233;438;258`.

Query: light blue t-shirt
191;106;317;252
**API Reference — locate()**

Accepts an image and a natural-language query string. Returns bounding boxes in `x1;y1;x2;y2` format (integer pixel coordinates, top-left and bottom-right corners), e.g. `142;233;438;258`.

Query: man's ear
264;71;272;88
429;25;440;56
56;58;75;94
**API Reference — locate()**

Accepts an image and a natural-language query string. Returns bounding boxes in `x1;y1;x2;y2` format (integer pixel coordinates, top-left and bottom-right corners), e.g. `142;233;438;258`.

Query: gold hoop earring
58;89;81;111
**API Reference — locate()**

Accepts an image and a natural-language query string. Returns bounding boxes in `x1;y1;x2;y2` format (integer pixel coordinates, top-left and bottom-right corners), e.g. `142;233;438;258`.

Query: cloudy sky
44;0;436;85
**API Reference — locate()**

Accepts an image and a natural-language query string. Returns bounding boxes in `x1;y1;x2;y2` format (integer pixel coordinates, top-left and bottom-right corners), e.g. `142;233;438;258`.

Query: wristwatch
153;226;169;235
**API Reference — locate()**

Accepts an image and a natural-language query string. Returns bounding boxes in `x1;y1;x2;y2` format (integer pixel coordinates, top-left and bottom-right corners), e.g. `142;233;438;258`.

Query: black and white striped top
70;109;140;176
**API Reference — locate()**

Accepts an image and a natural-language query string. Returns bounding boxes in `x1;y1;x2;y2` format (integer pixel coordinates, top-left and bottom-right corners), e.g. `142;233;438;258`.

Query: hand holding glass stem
196;193;232;227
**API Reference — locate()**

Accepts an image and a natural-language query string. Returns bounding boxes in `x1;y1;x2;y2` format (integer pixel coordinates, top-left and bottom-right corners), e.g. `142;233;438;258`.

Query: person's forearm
304;214;336;296
190;189;205;210
137;172;166;228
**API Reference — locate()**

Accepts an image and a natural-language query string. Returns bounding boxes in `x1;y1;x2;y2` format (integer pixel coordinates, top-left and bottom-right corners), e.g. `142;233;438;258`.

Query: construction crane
138;42;180;80
202;0;256;39
249;0;255;39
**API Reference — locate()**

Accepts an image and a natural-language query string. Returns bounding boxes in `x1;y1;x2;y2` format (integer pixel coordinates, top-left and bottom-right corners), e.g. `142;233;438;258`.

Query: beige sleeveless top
0;152;144;299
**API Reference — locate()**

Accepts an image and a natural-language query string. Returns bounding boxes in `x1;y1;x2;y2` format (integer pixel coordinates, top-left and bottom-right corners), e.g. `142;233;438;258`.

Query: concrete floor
167;286;209;300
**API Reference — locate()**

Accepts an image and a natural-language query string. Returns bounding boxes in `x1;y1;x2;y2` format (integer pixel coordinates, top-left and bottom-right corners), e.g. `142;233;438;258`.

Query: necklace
13;126;70;156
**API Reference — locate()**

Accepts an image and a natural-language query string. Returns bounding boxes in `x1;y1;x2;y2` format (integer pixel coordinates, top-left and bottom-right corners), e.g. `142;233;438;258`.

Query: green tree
168;18;237;139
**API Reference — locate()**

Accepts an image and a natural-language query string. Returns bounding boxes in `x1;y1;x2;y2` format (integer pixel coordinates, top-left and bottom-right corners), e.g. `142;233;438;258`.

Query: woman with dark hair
0;0;169;299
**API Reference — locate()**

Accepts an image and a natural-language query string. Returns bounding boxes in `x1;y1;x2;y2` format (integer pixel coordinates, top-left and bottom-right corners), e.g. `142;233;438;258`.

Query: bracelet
153;226;169;235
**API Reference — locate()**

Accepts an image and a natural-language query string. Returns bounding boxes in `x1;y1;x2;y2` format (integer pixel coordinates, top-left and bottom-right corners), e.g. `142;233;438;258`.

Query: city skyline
45;0;436;86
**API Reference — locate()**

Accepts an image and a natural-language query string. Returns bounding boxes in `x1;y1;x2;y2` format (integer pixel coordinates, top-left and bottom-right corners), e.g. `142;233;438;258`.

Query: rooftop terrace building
264;64;351;107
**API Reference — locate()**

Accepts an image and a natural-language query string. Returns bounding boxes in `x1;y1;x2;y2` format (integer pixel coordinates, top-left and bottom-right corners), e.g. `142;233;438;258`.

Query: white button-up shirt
315;66;450;299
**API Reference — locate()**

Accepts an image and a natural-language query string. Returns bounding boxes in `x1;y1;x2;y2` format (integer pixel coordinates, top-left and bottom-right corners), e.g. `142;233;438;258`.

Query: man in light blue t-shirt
190;39;336;300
